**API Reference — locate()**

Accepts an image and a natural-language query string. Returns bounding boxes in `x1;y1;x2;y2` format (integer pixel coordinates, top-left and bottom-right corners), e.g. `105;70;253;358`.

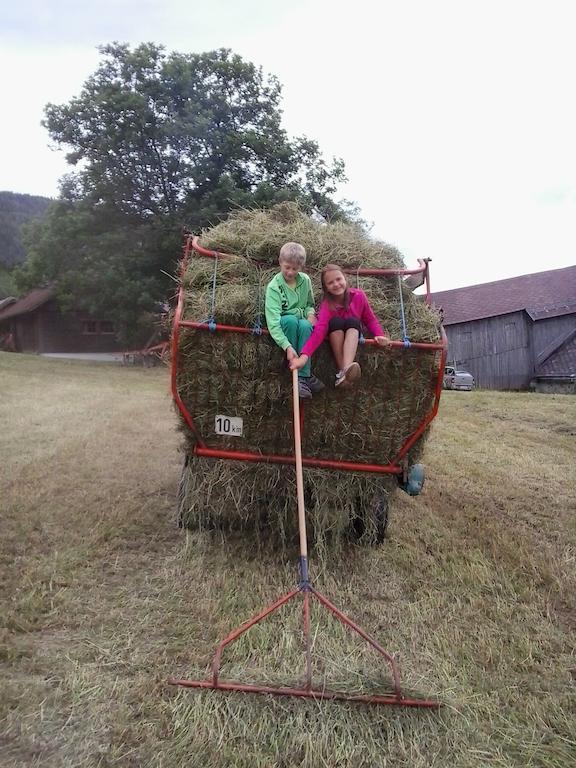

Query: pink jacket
301;288;385;357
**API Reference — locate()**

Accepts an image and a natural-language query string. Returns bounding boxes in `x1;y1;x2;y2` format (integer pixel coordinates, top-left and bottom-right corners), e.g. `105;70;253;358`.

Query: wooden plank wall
445;311;531;389
37;301;123;353
445;311;576;389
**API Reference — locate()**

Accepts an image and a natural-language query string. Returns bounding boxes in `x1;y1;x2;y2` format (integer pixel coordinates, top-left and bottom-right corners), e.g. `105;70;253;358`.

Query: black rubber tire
373;494;389;543
352;492;389;544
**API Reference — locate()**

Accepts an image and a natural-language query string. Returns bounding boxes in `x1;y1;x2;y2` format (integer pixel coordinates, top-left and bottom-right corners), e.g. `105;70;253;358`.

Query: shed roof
536;329;576;378
431;265;576;325
0;286;55;322
0;297;17;311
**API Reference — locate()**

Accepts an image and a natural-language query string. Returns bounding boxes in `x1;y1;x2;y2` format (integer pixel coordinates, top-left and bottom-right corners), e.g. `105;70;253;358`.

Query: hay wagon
171;229;447;545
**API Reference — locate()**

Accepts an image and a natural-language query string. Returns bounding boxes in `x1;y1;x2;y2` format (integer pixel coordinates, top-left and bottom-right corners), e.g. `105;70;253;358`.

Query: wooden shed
431;265;576;391
533;328;576;394
0;286;124;354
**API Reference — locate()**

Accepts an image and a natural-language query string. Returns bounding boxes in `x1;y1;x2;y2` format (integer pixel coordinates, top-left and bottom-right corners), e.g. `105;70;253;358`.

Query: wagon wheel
352;491;389;544
397;463;425;497
373;494;389;542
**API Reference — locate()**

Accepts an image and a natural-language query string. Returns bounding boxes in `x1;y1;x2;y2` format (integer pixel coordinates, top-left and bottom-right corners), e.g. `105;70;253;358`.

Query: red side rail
171;244;205;446
394;325;447;463
190;236;433;303
172;236;447;474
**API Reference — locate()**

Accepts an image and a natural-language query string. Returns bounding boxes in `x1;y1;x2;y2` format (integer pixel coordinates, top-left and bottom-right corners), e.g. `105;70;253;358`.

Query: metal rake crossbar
168;582;438;707
169;370;441;708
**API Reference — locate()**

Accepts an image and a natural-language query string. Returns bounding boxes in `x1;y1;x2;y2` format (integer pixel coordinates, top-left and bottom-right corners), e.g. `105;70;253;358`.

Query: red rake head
168;583;441;709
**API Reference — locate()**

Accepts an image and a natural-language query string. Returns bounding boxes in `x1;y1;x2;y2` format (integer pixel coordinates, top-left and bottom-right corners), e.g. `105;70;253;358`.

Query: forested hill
0;191;52;267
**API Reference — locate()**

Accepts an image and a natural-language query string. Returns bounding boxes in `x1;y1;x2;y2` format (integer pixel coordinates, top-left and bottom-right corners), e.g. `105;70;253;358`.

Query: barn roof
0;297;17;311
0;286;55;322
431;265;576;325
536;329;576;378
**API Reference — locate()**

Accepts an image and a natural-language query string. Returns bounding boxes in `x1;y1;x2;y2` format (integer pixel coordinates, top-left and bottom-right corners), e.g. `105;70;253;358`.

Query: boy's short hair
279;242;306;268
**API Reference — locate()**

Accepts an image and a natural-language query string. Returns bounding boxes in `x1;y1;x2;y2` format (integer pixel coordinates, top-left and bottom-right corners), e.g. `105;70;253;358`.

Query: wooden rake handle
292;369;308;562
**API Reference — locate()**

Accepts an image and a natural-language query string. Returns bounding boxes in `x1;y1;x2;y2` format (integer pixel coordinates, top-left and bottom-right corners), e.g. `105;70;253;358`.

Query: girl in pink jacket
290;264;391;387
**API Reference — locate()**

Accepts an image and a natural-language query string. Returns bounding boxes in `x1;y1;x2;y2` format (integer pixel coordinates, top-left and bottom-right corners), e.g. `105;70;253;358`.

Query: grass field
1;352;575;767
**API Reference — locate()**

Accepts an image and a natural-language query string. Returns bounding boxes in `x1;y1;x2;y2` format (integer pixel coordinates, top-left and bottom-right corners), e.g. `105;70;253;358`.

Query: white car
443;366;475;391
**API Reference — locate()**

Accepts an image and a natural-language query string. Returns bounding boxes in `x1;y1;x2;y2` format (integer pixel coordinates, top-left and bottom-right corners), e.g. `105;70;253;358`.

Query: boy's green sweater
265;272;315;350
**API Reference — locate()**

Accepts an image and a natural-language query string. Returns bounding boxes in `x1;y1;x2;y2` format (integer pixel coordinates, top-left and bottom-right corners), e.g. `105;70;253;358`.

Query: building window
82;320;98;334
505;322;516;345
459;330;472;357
82;320;115;334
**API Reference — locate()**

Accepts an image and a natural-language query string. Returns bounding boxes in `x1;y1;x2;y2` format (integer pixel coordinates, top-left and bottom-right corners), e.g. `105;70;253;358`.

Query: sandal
343;362;361;384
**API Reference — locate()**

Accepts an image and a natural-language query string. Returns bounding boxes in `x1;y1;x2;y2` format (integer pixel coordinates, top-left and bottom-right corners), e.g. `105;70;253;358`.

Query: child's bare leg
329;331;345;370
342;328;359;370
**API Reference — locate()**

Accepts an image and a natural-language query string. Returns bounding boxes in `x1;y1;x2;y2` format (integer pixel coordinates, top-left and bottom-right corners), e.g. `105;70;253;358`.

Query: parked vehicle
444;365;475;390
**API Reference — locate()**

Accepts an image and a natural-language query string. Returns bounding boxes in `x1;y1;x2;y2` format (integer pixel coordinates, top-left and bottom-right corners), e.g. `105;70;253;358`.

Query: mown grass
1;352;575;767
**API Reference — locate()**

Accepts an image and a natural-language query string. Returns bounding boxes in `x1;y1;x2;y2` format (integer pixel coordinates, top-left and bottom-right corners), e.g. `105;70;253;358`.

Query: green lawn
1;352;575;767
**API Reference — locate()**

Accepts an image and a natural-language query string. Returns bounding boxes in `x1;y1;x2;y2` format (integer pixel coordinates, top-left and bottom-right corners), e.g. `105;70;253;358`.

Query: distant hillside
0;191;52;268
0;263;17;298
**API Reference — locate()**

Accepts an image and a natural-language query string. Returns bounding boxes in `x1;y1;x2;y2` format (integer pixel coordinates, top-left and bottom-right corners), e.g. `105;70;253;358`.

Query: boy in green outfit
265;242;325;399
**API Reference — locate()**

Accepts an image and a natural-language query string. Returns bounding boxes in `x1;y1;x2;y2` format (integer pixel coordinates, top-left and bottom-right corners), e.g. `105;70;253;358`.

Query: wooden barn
431;265;576;391
0;286;124;354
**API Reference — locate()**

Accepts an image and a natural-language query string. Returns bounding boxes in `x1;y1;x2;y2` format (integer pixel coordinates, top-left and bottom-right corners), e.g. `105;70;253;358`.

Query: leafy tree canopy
18;43;351;341
0;192;51;268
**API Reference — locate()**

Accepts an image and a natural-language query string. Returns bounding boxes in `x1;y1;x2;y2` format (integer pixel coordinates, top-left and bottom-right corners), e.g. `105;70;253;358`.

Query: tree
19;43;350;340
19;199;177;341
0;192;51;268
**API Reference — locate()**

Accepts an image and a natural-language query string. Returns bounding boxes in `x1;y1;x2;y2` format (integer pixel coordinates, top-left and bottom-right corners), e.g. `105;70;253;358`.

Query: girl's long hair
321;264;351;311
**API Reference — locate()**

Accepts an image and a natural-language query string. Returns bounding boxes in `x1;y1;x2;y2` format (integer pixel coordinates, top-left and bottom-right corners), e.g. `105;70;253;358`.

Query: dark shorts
328;317;362;334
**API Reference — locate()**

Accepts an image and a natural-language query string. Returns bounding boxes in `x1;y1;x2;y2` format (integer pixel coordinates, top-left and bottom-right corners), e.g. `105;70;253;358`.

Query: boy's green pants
280;315;312;378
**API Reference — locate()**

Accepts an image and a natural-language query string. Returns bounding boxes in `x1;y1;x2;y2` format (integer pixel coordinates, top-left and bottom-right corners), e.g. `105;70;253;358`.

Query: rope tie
398;274;411;347
201;254;219;331
356;266;365;344
252;268;264;335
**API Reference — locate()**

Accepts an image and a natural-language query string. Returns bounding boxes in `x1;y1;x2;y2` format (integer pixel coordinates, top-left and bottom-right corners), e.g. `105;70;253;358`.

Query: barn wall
533;378;576;395
532;313;576;359
37;302;123;353
445;311;533;389
14;315;39;352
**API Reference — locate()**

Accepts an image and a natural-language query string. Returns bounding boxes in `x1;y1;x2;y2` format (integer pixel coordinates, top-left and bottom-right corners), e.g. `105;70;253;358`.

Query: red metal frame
169;581;439;707
190;235;432;293
169;235;444;709
171;235;447;475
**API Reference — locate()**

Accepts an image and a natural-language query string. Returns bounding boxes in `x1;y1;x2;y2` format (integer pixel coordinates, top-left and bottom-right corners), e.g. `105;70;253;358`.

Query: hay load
174;204;444;548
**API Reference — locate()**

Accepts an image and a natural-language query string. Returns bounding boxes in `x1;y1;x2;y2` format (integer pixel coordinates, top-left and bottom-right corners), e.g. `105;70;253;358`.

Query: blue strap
359;333;366;345
206;255;218;330
252;268;264;335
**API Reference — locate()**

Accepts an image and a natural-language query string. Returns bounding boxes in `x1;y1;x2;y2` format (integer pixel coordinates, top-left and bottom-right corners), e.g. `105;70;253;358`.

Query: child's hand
286;347;297;362
374;335;392;348
289;354;309;370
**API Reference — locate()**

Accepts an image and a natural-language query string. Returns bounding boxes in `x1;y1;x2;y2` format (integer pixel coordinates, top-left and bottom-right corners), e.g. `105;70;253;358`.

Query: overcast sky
1;0;575;291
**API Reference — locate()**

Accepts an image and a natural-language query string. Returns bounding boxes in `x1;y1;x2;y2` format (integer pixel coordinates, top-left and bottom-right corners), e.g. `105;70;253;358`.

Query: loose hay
175;204;443;547
177;455;392;555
